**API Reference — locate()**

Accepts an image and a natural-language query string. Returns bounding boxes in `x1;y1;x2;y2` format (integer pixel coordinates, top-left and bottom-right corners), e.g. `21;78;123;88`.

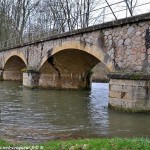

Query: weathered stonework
92;62;110;82
3;71;22;80
0;12;150;111
38;74;91;89
108;73;150;112
23;72;92;89
0;13;150;75
103;23;150;72
23;72;39;88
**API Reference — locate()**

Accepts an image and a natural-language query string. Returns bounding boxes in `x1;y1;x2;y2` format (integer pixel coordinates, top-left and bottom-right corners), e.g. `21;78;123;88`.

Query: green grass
0;138;150;150
0;139;14;147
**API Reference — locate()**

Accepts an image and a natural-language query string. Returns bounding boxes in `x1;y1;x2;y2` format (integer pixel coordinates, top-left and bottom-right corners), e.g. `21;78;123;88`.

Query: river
0;81;149;143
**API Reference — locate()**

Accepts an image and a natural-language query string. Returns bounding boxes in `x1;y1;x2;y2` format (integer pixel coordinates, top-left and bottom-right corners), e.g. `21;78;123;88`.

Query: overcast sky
91;0;150;24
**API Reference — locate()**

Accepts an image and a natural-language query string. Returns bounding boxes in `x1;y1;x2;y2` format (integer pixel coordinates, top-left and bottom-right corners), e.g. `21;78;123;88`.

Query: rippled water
0;81;150;143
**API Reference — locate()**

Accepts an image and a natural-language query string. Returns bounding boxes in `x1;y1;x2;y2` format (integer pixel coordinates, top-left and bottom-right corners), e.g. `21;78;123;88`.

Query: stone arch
39;41;114;71
3;51;27;81
38;41;114;89
3;51;27;68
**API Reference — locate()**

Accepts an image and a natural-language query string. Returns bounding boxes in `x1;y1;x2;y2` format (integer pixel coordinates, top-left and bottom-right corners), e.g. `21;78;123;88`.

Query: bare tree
0;0;40;42
0;0;141;44
0;0;15;41
124;0;138;16
35;0;99;33
12;0;40;37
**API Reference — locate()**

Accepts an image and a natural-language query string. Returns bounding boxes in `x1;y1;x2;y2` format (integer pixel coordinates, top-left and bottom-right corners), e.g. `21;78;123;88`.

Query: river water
0;81;149;143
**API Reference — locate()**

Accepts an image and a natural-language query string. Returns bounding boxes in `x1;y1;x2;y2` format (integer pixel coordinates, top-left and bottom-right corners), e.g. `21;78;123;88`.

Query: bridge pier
23;72;39;88
38;73;91;89
23;72;91;89
108;73;150;112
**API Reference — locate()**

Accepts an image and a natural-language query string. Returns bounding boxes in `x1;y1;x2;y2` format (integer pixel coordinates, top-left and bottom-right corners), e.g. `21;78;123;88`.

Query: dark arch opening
3;56;26;81
92;62;110;83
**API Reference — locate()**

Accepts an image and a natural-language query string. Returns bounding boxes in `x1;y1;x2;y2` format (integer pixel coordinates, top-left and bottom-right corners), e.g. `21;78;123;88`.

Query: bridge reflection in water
0;81;149;143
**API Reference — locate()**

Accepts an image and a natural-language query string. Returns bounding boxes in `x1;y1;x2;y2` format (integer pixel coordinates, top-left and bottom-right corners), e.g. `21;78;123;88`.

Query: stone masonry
103;22;150;72
0;13;150;74
0;12;149;112
108;73;150;112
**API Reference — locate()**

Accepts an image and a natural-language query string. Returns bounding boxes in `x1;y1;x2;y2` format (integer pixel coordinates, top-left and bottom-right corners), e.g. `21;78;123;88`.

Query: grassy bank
0;138;150;150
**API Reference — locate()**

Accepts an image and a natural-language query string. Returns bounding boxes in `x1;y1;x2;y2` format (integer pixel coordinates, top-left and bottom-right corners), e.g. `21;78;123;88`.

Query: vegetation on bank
0;138;150;150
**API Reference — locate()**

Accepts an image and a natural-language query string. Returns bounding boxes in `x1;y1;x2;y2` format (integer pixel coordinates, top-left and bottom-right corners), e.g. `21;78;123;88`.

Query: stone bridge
0;13;149;112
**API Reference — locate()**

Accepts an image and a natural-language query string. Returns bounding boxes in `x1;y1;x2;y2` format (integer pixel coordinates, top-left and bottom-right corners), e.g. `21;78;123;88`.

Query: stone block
109;77;150;112
109;91;130;99
127;26;135;35
3;71;22;81
124;38;131;46
109;97;150;111
23;72;39;88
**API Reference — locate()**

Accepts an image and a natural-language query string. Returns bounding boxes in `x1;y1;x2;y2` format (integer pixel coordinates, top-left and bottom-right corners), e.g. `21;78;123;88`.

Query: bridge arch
39;41;114;71
3;51;27;81
38;41;114;89
3;51;27;67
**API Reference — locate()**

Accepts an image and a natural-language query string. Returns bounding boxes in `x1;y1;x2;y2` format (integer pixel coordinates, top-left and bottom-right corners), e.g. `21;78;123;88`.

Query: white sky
90;0;150;24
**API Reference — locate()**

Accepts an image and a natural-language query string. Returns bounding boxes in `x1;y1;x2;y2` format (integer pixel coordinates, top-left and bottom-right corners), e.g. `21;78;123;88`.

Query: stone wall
0;13;150;73
0;13;150;87
103;21;150;72
38;74;91;89
108;73;150;112
92;62;110;82
3;71;22;80
23;72;39;88
0;13;149;111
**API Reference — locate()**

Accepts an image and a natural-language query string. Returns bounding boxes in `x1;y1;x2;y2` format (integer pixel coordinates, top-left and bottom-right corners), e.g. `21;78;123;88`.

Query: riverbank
0;138;150;150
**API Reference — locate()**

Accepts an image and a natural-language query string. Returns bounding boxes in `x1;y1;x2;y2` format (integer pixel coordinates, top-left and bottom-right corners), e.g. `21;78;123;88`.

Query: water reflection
87;83;109;135
0;81;150;143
